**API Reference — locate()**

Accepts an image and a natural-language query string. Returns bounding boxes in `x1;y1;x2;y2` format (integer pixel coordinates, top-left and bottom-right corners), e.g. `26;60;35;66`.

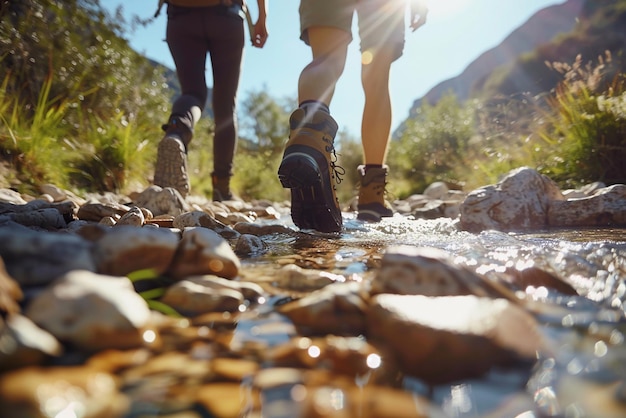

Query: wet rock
460;167;564;232
505;265;579;295
25;270;153;351
212;357;259;381
549;375;626;418
274;264;346;292
0;365;129;418
367;294;547;384
121;351;211;383
299;384;439;418
264;335;389;380
233;221;294;236
372;245;516;300
92;225;179;277
160;275;245;315
0;314;63;371
234;233;267;256
0;224;96;287
278;282;369;336
196;382;260;418
132;185;189;216
167;227;240;280
548;184;626;227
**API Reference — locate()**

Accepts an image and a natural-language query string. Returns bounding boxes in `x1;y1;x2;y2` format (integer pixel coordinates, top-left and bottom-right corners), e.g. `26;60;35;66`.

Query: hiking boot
356;164;394;222
153;117;192;198
277;108;343;233
212;173;232;202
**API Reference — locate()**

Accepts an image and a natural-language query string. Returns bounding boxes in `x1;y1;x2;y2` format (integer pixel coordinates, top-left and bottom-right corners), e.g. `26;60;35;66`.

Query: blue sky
102;0;565;136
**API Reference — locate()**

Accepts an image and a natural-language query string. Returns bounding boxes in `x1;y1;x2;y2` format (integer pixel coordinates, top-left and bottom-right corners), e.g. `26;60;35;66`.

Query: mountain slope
418;0;584;108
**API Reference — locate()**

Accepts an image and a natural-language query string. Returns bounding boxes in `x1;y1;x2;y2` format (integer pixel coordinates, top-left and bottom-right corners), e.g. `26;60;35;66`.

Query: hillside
420;0;584;107
405;0;625;115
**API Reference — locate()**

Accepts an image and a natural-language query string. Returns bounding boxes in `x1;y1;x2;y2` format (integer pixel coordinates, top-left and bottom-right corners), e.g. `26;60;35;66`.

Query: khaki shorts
299;0;406;61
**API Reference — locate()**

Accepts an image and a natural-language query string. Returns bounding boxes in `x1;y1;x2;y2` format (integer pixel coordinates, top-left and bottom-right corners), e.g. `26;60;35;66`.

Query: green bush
538;52;626;186
388;93;475;196
0;0;172;194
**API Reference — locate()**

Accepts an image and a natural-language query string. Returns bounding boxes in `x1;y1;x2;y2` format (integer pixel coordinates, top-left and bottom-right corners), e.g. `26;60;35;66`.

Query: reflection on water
240;214;626;417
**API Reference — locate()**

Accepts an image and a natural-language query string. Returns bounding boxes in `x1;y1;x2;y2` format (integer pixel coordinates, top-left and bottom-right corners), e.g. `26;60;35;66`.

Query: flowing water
231;213;626;417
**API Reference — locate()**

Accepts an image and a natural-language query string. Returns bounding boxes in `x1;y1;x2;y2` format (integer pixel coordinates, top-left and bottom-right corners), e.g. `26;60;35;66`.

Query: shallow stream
230;214;626;417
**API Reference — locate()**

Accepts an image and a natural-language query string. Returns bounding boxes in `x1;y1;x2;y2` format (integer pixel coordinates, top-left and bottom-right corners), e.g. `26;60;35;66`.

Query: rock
115;205;145;226
278;282;369;336
548;184;626;227
263;335;387;379
367;294;548;384
0;314;63;371
299;384;439;418
504;265;578;295
214;211;255;226
0;188;27;204
0;365;129;418
233;221;294;236
234;233;267;256
167;227;240;280
460;167;564;232
173;210;223;230
274;264;345;292
173;210;239;239
1;206;68;229
0;257;22;316
424;181;450;200
92;225;179;277
413;199;445;219
77;201;129;222
25;270;153;351
160;275;245;315
0;224;96;287
132;185;189;216
196;382;260;418
372;246;516;300
211;357;259;381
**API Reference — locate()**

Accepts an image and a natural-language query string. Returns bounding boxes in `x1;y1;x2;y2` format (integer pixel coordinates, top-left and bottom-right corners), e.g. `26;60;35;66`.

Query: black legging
166;4;244;178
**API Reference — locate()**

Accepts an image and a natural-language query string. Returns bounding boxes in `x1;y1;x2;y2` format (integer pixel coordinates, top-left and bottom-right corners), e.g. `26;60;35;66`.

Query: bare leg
298;26;351;106
360;47;395;165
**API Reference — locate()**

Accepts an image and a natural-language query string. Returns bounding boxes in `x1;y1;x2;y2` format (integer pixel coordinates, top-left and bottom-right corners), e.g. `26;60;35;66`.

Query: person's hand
252;20;268;48
410;0;428;31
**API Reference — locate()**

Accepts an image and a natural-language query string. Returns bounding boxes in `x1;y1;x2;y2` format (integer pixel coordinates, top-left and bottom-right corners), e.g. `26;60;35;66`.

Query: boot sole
357;203;394;222
154;136;189;197
278;151;342;233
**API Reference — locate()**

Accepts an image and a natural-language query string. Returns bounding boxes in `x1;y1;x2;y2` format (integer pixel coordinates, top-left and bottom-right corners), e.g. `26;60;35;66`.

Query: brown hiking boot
154;118;191;198
356;165;394;222
277;108;343;233
212;173;233;202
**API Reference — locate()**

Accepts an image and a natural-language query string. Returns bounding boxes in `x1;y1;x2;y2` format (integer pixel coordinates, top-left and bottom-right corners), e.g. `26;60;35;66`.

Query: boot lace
323;135;345;185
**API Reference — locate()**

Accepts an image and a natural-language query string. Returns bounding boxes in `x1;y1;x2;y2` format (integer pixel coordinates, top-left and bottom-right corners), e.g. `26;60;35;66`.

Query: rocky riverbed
0;167;625;417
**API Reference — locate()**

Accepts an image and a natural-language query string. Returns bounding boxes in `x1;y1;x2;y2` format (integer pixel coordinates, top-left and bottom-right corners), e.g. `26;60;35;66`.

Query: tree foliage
0;0;172;192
